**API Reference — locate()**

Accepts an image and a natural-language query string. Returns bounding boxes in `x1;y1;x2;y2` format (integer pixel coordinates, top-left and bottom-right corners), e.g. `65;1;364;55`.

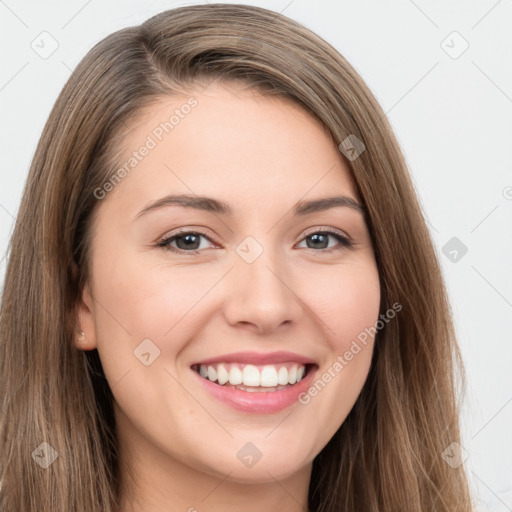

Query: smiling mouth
191;362;316;392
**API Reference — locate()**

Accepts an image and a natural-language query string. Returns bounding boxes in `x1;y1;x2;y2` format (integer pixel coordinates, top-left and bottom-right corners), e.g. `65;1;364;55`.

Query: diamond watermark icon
30;31;59;59
236;236;264;264
236;442;263;468
31;442;59;469
441;442;469;468
442;236;468;263
338;134;366;161
441;31;469;60
134;338;161;366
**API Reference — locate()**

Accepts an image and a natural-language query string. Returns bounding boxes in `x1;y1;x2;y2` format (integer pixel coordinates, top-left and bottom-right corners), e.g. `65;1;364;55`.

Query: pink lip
192;364;318;413
191;350;317;366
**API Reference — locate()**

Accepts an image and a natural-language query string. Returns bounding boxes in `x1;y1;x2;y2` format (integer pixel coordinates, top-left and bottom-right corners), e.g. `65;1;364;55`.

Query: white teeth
216;364;229;385
288;365;297;384
260;365;278;387
196;362;309;387
207;366;217;382
229;366;243;385
242;365;260;386
277;367;289;385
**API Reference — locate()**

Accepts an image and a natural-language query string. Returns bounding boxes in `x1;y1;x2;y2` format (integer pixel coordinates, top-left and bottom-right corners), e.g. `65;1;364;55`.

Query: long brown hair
0;4;474;511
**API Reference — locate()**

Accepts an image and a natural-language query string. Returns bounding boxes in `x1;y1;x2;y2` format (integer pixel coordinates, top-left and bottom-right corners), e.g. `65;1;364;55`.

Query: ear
72;262;98;351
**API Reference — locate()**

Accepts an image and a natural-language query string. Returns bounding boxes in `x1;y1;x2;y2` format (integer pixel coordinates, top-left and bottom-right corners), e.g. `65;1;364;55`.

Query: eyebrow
135;194;364;219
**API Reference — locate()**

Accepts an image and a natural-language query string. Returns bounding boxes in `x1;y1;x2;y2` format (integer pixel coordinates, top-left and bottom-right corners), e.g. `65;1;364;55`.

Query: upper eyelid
301;225;351;240
159;226;350;239
160;229;219;244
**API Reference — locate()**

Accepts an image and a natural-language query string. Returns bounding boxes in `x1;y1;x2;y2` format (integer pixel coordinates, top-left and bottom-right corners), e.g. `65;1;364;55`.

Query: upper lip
191;351;317;366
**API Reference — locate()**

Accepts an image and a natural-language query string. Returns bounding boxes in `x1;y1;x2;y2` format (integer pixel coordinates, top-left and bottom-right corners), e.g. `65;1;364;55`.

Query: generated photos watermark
93;97;198;200
298;302;402;405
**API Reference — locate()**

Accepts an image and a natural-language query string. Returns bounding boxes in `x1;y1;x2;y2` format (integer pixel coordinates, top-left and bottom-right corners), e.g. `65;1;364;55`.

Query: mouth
190;361;318;413
191;362;315;391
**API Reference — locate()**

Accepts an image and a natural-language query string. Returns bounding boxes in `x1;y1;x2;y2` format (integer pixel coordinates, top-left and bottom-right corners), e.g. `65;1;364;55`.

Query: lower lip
192;365;317;413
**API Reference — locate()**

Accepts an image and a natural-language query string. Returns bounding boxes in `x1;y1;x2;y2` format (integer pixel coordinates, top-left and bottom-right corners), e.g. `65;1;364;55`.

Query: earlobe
73;265;98;351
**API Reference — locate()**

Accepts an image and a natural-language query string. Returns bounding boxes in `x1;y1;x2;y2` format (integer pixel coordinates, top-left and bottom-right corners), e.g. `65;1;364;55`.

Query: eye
296;229;353;253
157;228;353;255
157;231;216;253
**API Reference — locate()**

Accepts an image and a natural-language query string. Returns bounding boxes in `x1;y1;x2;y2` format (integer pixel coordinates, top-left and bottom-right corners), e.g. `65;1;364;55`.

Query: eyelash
156;228;353;255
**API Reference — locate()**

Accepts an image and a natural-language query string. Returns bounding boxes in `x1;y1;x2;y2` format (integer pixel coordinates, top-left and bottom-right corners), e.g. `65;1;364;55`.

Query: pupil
308;233;328;249
177;234;199;250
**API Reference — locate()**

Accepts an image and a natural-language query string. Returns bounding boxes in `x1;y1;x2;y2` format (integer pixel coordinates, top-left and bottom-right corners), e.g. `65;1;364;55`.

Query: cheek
295;262;380;448
91;243;205;342
307;260;381;351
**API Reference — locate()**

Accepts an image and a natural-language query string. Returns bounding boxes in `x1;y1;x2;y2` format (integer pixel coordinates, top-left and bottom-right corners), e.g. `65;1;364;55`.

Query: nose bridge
223;233;302;332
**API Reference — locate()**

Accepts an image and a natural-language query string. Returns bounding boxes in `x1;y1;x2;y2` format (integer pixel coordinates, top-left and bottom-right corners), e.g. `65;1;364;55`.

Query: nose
222;247;304;335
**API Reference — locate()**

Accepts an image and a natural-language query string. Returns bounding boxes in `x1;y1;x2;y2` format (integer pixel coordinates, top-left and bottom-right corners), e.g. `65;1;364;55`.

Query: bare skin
75;81;381;512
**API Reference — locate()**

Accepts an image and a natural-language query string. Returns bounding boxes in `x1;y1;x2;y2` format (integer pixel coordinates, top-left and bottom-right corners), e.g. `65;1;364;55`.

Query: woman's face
77;81;380;500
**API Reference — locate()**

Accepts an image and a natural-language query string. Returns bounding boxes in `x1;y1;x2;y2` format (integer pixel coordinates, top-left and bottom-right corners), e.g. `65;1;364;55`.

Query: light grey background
1;0;511;510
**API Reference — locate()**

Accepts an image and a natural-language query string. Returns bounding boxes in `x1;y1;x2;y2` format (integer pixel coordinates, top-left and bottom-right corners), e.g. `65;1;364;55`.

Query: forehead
103;82;360;216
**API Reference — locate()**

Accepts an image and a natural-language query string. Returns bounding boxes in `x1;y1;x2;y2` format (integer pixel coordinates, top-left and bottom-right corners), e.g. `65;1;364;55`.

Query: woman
0;4;474;511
